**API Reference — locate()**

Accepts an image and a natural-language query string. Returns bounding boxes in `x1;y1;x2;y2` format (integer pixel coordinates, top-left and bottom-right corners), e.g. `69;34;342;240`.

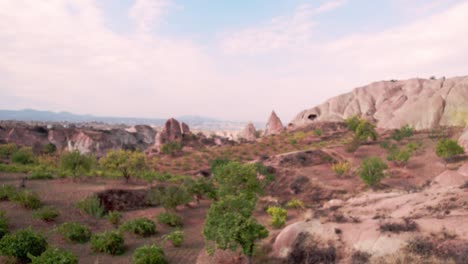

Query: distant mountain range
0;109;265;131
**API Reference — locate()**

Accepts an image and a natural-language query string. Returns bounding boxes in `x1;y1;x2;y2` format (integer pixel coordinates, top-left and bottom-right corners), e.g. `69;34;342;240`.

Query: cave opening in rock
308;114;318;121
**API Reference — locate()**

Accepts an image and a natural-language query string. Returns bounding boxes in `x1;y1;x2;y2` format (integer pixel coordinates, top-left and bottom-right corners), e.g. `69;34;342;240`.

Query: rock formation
290;75;468;130
264;111;284;136
240;122;257;141
153;118;187;151
181;122;191;135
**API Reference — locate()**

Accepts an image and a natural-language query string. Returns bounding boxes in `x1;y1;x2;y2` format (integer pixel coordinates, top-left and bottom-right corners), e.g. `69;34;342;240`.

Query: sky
1;0;468;123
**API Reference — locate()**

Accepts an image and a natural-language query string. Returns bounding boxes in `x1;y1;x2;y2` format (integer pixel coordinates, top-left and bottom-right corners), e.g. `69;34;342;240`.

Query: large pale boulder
290;76;468;130
264;111;284;136
458;129;468;152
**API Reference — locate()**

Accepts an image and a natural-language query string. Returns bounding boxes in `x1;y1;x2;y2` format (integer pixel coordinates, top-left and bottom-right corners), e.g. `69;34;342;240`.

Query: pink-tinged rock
431;170;468;187
290;75;468;130
264;111;284;136
458;129;468;153
181;122;191;135
153;118;183;151
324;199;345;209
457;162;468;176
240;122;257;141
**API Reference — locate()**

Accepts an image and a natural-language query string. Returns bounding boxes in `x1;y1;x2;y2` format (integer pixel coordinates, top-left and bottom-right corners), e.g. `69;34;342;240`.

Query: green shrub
266;206;287;229
345;116;361;132
164;230;184;247
156;212;183;227
0;227;47;261
0;143;18;159
160;142;182;156
42;143;57;155
150;185;192;211
132;244;167;264
76;195;105;218
314;128;323;136
106;211;122;227
120;218;156;237
436;139;464;159
59;150;94;177
0;211;8;239
391;125;414;141
332;161;350;176
13;190;42;209
90;231;125;255
355;120;378;141
11;147;35;165
29;247;78;264
387;149;411;166
0;185;18;201
99;149;147;182
29;165;54;180
358;157;388;186
286;198;305;209
58;222;91;243
33;206;59;222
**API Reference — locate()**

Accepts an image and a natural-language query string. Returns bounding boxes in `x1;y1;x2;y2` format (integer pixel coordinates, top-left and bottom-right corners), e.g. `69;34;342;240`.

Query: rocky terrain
290;75;468;130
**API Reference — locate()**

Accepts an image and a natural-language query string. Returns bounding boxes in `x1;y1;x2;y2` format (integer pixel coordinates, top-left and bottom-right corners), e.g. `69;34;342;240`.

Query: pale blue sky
1;0;467;123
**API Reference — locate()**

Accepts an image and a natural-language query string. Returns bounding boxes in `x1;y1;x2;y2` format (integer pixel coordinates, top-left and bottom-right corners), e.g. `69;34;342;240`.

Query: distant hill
0;109;264;131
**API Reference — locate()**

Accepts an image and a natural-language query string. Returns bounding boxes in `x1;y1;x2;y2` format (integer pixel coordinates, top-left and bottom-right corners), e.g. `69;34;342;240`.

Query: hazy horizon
1;0;468;123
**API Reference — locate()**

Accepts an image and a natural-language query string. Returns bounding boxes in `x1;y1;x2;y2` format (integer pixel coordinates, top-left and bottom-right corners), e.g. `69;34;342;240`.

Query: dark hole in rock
308;114;318;121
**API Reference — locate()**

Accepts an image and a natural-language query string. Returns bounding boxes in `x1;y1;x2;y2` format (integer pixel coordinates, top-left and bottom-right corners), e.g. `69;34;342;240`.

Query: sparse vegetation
379;218;418;233
76;195;105;218
358;157;388;186
286;198;305;209
33;206;59;222
332;161;350;176
0;185;18;201
288;232;337;264
266;206;287;229
120;218;156;237
58;222;91;243
391;125;414;141
161;141;182;156
106;211;122;227
156;212;183;227
0;211;9;239
0;227;48;261
13;190;43;209
90;231;125;255
132;244;167;264
11;147;35;165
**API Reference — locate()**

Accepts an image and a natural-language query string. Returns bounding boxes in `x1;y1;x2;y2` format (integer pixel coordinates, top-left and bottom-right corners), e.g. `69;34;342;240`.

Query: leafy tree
100;149;147;182
344;115;361;132
59;150;94;178
436;139;464;160
0;143;18;159
358;157;388;187
184;178;217;203
203;195;268;264
212;161;263;199
160;142;182;156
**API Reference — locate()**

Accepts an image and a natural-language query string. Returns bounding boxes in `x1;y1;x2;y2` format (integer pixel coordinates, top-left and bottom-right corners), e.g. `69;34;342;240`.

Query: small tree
266;206;287;229
100;149;147;183
152;185;192;212
11;147;35;165
344;116;361;132
59;150;94;178
203;195;268;264
355;120;378;141
358;157;388;187
184;178;217;203
436;139;464;160
212;161;263;199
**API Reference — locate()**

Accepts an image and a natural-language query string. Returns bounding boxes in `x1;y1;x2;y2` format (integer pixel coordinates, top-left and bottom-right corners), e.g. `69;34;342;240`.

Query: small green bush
0;227;47;261
387;148;411;166
0;185;18;201
120;218;156;237
76;195;105;218
391;125;414;141
164;230;184;247
160;142;182;156
436;139;464;159
156;212;183;227
29;247;78;264
132;244;167;264
332;161;350;176
33;206;59;222
0;143;18;159
266;206;287;229
58;222;91;243
0;211;8;239
314;128;323;136
42;143;57;155
29;165;54;180
106;211;122;227
286;198;305;209
11;147;35;165
13;190;43;209
90;231;125;255
59;150;94;177
358;157;388;186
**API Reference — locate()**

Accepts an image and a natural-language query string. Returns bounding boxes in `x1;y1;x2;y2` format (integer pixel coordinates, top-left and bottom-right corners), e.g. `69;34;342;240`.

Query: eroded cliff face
290;76;468;130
